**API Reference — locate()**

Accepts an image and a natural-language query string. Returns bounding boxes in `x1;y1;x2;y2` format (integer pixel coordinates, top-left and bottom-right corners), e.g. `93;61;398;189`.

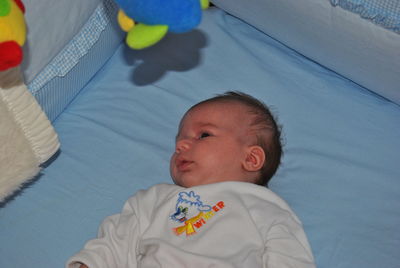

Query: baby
67;91;315;268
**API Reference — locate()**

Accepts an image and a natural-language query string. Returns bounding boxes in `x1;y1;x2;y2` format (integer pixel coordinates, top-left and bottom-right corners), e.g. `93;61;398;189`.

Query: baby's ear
243;145;265;172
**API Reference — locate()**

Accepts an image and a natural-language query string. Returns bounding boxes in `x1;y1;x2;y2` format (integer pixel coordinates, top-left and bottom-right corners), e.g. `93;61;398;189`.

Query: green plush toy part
116;0;209;50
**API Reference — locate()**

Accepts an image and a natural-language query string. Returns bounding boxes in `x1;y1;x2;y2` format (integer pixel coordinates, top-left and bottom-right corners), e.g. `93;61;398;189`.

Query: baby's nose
175;139;191;154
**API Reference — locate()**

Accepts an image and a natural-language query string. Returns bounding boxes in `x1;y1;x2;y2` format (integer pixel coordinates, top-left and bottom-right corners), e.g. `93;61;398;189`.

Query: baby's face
170;101;254;188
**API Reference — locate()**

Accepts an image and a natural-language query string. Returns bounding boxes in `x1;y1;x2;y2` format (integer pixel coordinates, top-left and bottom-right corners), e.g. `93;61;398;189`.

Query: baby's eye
199;132;211;139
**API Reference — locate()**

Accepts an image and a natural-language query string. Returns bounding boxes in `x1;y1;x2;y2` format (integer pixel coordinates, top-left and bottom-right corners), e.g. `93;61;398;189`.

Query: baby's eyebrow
197;122;218;129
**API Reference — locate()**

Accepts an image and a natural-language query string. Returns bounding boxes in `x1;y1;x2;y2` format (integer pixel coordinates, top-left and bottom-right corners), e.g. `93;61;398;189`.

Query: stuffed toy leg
0;67;60;202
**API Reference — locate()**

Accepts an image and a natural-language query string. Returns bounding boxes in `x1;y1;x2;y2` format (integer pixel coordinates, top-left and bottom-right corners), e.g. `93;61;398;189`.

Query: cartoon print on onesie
170;191;225;236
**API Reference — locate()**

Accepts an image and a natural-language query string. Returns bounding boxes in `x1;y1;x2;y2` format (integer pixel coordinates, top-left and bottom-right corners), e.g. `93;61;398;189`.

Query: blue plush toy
115;0;209;49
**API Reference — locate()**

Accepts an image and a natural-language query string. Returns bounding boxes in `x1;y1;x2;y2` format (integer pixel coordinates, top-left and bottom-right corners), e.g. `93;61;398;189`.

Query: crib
0;0;399;267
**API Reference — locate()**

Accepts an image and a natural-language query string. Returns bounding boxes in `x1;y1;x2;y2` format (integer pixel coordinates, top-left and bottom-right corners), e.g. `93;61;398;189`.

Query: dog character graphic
170;191;211;223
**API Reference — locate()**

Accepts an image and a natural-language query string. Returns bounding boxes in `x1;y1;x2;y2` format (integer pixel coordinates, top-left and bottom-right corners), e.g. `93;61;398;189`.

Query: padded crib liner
27;0;124;121
22;0;102;84
211;0;400;106
330;0;400;33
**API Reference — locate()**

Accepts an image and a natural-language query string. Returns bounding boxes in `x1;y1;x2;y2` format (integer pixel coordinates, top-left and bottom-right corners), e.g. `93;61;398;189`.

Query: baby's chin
171;174;204;188
172;178;196;188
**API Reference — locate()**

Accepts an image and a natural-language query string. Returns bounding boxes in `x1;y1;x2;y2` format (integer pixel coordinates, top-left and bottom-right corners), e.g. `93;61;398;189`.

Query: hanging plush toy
0;0;26;71
115;0;209;49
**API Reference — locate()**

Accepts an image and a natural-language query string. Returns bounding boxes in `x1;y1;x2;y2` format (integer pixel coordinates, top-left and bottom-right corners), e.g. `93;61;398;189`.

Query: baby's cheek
169;155;177;174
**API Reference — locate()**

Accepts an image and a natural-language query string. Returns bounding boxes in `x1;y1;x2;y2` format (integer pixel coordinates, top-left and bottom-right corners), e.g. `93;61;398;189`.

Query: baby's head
170;91;282;188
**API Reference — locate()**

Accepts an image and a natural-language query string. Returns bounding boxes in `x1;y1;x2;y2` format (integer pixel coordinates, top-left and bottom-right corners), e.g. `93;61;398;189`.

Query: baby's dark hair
191;91;282;186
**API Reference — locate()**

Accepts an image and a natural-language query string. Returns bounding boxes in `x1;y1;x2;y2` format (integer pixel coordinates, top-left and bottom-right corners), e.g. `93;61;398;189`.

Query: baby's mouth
177;158;194;171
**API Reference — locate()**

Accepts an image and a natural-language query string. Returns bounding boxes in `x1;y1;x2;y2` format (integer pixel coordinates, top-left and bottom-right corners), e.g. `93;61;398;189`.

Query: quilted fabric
330;0;400;33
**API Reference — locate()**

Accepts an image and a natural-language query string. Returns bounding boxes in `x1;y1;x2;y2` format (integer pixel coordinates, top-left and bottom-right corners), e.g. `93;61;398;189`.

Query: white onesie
67;181;315;268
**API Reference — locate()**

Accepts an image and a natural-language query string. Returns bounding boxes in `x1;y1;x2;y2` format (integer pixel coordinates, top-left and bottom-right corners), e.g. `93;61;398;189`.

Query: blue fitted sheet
1;8;400;268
